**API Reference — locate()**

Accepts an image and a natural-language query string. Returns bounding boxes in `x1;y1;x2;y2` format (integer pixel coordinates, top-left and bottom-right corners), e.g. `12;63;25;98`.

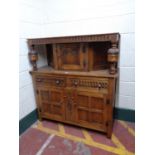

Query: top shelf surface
30;66;118;78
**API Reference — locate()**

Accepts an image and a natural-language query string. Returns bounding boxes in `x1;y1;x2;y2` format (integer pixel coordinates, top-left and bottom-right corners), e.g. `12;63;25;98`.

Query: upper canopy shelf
27;33;120;45
28;33;120;74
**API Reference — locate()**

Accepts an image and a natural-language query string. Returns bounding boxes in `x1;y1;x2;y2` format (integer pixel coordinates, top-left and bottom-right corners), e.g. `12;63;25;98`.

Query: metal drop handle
56;80;60;85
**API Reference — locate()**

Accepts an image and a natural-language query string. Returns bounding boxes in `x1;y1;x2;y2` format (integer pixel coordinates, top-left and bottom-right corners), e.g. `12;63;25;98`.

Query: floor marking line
118;121;135;137
112;134;134;155
58;123;65;134
82;129;94;142
33;124;133;155
35;134;54;155
112;134;126;150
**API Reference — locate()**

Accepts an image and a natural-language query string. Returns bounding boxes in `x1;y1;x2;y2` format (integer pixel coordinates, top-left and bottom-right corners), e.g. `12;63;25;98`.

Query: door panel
78;109;89;122
90;112;103;124
91;97;104;110
38;88;65;121
78;95;89;108
76;91;107;130
56;43;85;70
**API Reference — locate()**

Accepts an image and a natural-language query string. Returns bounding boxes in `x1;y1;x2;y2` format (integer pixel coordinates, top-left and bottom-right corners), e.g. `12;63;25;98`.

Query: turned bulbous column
107;42;119;74
28;45;38;71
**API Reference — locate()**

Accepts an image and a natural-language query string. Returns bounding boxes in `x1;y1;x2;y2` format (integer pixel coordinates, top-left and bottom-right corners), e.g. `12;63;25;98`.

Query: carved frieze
28;33;120;45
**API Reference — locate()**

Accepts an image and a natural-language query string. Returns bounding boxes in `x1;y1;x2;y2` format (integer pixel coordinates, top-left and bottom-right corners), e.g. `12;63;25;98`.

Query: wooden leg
106;121;113;138
107;129;112;138
38;110;42;121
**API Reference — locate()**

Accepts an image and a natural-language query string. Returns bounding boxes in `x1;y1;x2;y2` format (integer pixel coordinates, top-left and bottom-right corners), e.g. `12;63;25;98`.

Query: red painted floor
19;120;135;155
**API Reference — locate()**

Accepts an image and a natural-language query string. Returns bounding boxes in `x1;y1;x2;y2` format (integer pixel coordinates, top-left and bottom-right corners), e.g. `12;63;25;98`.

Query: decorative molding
28;33;120;45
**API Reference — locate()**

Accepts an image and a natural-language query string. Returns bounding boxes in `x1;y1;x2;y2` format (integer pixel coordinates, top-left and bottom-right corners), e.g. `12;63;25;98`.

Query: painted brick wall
42;0;135;110
19;0;135;120
19;0;47;120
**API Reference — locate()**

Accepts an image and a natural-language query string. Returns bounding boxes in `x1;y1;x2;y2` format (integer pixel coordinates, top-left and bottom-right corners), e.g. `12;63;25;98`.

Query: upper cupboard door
54;43;86;71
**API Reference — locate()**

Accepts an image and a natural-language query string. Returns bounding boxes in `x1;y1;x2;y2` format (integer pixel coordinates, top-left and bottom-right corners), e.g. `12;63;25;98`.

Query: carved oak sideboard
28;33;120;138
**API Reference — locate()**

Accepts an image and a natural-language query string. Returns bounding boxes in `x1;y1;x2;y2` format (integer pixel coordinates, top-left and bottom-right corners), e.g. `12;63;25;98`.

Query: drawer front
67;77;109;94
35;75;66;87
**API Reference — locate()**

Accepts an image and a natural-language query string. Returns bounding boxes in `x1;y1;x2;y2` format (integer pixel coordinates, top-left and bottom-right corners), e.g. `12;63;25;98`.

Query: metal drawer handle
56;80;60;85
98;83;102;89
74;81;78;87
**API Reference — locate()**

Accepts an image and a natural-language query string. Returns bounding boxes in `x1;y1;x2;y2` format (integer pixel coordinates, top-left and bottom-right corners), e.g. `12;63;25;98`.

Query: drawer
67;77;109;94
35;75;66;87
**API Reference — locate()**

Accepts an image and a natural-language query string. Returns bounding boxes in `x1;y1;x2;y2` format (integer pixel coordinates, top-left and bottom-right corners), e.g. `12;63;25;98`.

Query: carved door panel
55;43;86;70
38;88;65;121
76;91;107;130
64;88;77;122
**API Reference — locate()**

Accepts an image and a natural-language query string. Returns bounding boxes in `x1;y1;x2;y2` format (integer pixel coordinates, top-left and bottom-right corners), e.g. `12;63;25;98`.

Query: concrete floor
19;120;135;155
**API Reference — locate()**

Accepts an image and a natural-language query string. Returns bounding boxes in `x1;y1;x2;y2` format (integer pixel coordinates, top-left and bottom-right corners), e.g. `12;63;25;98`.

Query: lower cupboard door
76;91;107;130
38;88;65;121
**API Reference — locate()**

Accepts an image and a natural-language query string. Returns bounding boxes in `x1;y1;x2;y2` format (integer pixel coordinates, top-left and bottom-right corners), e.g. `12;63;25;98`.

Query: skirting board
114;108;135;122
19;108;135;135
19;109;38;135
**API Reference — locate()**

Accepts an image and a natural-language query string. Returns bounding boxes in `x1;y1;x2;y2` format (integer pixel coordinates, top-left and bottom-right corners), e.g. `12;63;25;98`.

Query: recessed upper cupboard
52;41;112;71
28;33;120;74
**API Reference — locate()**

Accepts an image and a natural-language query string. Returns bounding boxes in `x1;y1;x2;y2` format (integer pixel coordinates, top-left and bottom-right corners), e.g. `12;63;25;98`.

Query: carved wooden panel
38;88;65;121
77;94;89;123
90;97;105;124
91;97;105;110
78;109;89;122
59;43;80;65
68;77;109;94
55;43;85;70
28;33;120;45
75;91;106;130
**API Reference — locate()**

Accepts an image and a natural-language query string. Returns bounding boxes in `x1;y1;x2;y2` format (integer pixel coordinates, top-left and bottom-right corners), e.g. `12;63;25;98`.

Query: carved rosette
28;45;38;70
108;42;119;74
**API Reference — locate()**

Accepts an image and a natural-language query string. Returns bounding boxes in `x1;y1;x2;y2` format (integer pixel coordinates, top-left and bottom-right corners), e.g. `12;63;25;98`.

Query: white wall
19;0;47;120
19;0;135;120
42;0;135;110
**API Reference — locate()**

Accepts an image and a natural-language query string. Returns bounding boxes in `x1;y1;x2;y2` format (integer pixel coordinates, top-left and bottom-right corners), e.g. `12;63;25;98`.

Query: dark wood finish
108;42;119;74
28;33;120;73
46;44;53;67
52;41;117;71
30;67;117;138
88;42;111;71
28;45;38;70
38;87;65;121
28;33;120;138
54;43;85;71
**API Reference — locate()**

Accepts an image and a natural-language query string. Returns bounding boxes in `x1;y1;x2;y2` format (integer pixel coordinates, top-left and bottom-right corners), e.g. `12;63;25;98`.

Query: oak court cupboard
28;33;120;138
